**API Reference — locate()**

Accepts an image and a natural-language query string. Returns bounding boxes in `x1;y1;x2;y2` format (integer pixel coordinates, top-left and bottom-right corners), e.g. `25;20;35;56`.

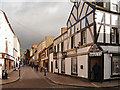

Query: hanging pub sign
53;52;57;59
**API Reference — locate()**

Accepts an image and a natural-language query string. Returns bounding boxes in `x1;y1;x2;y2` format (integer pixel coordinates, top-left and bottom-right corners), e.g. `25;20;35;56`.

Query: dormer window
112;3;118;12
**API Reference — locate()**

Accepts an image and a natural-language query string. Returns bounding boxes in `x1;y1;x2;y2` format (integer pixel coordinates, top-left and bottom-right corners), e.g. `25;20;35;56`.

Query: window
112;56;120;75
111;28;117;43
112;3;118;11
6;40;8;53
61;42;64;52
57;44;59;52
104;2;110;10
54;46;56;52
71;57;77;74
55;60;58;69
81;30;86;45
71;36;74;49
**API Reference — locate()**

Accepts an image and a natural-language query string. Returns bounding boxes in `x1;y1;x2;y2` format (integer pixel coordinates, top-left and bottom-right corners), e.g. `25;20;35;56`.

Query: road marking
91;83;99;87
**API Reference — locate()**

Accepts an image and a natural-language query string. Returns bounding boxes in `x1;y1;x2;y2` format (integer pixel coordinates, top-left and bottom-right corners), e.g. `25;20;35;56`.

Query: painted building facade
0;10;21;78
32;36;55;71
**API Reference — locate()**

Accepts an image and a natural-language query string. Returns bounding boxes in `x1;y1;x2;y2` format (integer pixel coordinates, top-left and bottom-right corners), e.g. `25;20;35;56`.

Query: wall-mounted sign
89;44;102;57
2;53;6;58
67;50;76;56
89;51;102;57
53;52;57;59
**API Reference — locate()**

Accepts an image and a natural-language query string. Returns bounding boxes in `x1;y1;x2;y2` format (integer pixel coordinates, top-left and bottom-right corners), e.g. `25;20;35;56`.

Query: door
61;59;65;73
51;62;53;73
0;64;2;79
89;57;102;82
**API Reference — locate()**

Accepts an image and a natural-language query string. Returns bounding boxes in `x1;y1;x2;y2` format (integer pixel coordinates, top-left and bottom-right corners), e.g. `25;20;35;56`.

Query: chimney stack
61;27;67;34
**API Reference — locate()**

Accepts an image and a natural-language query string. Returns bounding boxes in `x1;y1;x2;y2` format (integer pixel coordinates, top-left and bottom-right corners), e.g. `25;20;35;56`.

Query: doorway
51;62;53;73
89;56;102;82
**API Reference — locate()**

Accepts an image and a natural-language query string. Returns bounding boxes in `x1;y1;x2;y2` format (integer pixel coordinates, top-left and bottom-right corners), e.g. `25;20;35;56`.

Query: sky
0;0;73;52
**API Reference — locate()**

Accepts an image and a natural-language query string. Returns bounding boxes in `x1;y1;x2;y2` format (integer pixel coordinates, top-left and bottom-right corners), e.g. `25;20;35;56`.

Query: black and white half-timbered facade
50;1;120;82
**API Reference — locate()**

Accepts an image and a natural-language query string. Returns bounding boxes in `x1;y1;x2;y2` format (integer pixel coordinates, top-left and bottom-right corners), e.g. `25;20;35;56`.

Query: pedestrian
5;70;8;79
2;70;5;79
44;67;47;76
36;64;39;71
92;63;100;82
40;67;43;72
33;63;35;70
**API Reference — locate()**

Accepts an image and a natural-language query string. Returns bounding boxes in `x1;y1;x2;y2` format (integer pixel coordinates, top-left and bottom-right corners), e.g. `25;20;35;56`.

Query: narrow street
2;66;75;88
1;66;119;90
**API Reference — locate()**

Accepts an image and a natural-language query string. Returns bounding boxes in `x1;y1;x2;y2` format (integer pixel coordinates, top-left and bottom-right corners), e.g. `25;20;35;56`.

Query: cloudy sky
0;0;73;52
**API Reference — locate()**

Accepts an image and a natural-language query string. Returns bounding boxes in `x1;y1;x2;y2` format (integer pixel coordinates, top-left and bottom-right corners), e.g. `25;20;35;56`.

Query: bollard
58;69;59;75
19;69;20;79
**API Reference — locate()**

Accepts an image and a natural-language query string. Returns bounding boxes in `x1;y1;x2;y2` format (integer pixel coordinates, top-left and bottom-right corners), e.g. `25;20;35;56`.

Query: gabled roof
0;10;16;35
1;10;21;47
66;1;120;26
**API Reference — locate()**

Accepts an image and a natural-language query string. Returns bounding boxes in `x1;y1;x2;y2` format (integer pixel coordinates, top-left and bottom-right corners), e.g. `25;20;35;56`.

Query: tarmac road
2;66;119;90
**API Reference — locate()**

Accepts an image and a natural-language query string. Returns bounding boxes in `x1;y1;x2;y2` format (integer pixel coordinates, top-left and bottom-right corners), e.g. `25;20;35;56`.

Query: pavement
0;69;20;85
45;72;120;88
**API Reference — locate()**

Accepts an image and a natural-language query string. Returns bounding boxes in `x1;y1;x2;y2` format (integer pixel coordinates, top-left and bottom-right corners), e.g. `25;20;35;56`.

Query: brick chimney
61;27;67;34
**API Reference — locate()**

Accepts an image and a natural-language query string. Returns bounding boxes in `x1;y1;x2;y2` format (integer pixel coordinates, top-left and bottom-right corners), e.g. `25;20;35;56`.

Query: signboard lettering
89;52;102;57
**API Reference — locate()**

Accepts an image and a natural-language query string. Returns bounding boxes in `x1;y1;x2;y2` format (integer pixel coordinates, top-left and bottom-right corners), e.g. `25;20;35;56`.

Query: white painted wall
58;58;61;73
104;54;111;80
77;46;90;54
65;58;71;75
101;46;120;53
0;11;14;55
95;10;119;44
49;53;53;72
87;28;93;44
110;0;119;12
75;33;80;47
0;59;4;69
77;55;88;78
0;11;16;63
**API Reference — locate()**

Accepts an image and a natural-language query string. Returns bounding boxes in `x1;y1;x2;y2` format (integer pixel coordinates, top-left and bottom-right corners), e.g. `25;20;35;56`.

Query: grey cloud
1;2;73;52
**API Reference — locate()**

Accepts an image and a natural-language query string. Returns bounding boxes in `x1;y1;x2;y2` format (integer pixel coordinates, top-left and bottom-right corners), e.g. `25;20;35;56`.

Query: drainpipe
57;53;59;75
76;46;78;74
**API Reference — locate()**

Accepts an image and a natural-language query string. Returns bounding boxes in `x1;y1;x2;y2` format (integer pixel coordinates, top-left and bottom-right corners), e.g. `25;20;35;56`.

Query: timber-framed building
50;1;120;82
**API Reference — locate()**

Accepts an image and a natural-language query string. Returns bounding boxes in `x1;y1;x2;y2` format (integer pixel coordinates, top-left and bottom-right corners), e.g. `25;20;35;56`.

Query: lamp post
19;60;21;79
